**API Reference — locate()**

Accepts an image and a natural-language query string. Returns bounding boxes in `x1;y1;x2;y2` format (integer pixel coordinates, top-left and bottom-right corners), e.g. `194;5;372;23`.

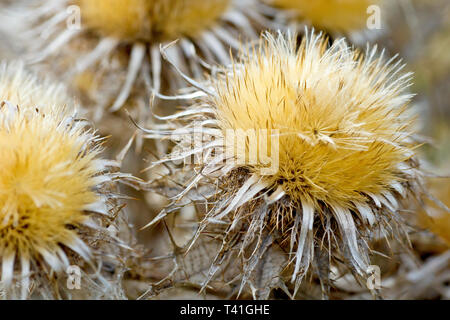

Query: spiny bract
144;31;425;298
0;62;129;299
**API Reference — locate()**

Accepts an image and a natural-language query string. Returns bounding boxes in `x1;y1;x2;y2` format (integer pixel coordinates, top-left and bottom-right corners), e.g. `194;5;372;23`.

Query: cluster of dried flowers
0;0;448;300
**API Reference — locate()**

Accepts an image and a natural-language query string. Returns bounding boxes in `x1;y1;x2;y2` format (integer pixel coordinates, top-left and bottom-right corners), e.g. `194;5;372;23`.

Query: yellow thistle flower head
78;0;231;41
269;0;382;34
77;0;153;41
0;62;129;299
16;0;270;116
418;178;450;248
145;31;425;298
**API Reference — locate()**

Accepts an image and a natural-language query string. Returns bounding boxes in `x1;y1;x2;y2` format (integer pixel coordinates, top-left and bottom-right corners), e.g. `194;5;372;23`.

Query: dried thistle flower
79;0;230;42
143;31;428;298
13;0;276;117
418;178;450;247
0;62;131;299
